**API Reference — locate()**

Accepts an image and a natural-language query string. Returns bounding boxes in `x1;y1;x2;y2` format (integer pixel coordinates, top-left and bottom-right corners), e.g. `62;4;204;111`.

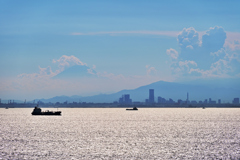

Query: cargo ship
126;106;138;111
32;105;61;115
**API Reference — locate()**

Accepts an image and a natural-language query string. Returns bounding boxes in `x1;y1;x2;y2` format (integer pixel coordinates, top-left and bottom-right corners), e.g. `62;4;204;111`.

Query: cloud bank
167;26;240;79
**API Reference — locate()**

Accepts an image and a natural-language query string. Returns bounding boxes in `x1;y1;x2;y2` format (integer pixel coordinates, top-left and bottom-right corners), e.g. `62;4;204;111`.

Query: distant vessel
126;107;138;111
5;107;8;109
32;105;61;115
202;106;205;109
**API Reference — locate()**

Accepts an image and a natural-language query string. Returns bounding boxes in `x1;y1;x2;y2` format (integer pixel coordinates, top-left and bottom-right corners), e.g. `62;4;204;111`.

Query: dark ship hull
32;105;61;116
126;107;138;111
32;111;61;115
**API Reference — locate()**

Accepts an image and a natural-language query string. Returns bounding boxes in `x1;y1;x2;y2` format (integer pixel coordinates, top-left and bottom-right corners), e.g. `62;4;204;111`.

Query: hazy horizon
1;1;240;100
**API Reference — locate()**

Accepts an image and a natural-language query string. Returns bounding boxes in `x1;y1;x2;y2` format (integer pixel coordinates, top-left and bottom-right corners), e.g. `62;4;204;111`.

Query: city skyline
1;1;240;100
118;89;239;105
1;83;239;105
1;88;239;105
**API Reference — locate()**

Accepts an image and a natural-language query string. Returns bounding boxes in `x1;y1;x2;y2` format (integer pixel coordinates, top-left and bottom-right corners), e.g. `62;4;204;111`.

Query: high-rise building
119;94;132;104
149;89;154;104
158;96;166;104
145;99;149;104
191;100;197;104
218;99;221;104
168;98;174;104
186;92;189;104
178;99;183;104
233;98;239;104
204;99;208;104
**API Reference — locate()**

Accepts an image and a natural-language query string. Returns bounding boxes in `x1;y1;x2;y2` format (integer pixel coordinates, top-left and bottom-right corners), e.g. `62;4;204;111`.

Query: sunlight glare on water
0;108;240;159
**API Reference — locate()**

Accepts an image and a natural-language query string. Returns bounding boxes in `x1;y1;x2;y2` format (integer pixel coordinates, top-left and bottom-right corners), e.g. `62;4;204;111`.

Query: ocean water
0;108;240;159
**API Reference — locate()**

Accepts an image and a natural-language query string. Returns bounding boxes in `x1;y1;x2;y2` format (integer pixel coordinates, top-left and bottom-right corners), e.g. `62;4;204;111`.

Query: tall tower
149;89;154;104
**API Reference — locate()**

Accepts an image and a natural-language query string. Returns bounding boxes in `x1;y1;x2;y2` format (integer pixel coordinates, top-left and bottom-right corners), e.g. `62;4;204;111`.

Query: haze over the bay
0;1;240;100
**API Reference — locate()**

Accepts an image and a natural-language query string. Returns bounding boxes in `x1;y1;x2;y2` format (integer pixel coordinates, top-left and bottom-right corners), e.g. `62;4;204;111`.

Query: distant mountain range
34;79;240;103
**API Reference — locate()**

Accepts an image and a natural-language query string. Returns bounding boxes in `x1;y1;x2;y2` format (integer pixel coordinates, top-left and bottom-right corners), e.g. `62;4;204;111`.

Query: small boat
5;107;8;109
202;106;205;109
32;105;61;115
126;107;138;111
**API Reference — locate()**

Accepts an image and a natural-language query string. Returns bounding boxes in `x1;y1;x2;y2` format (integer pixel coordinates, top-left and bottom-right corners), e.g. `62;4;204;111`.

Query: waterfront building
145;99;149;104
204;99;208;104
158;96;166;104
186;92;190;104
191;100;197;104
218;99;221;104
168;98;175;104
211;101;216;104
178;99;183;104
149;89;154;104
209;98;216;104
233;98;239;104
119;94;132;104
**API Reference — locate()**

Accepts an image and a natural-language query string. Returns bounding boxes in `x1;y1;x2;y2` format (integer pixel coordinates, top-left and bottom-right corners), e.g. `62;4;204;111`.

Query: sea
0;108;240;159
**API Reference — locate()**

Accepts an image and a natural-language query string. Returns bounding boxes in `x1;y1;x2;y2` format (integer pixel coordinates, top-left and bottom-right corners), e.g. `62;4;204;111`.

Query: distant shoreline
1;103;240;108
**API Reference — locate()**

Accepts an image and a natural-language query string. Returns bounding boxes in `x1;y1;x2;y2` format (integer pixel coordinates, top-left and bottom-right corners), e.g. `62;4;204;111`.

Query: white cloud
53;55;86;70
71;31;179;37
39;66;52;75
177;27;200;51
18;55;88;80
18;66;55;79
145;65;157;76
225;40;240;51
210;59;231;74
87;68;96;75
170;60;198;76
71;30;240;51
166;48;179;60
189;59;232;78
179;60;197;68
147;67;157;76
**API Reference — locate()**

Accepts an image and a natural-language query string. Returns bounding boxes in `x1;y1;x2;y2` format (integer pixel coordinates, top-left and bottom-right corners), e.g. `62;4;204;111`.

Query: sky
0;0;240;100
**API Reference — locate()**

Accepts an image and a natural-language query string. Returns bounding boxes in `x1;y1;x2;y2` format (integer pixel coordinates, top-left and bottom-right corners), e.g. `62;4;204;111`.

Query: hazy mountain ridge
34;80;240;103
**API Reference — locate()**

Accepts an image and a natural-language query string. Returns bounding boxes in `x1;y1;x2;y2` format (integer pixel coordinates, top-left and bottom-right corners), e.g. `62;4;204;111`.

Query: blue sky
0;0;240;100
